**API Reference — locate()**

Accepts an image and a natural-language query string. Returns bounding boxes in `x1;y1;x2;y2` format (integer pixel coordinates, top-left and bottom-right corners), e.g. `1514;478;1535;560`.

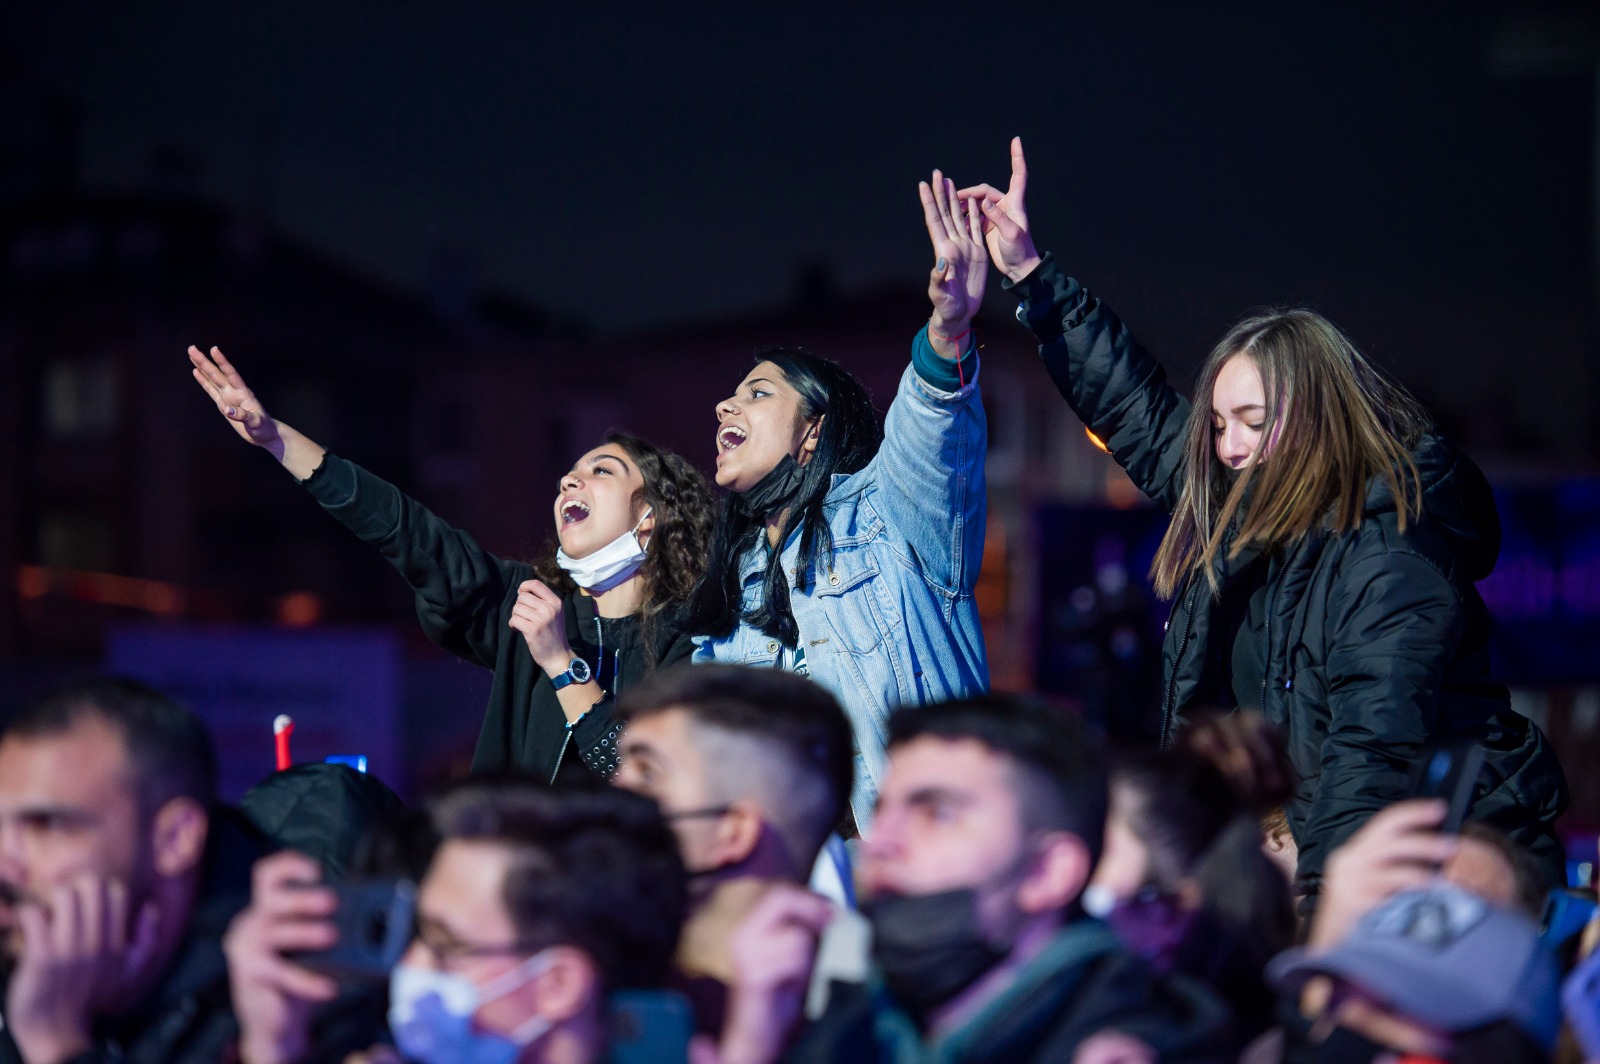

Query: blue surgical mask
388;950;555;1064
556;508;652;591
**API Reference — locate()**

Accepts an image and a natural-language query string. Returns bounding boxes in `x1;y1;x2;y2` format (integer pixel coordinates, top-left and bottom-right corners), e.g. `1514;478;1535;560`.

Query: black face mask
862;888;1009;1023
733;453;806;521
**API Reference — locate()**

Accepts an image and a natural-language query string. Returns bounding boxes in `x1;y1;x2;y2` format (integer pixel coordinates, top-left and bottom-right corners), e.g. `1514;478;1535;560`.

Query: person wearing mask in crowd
701;695;1232;1064
223;779;687;1064
610;664;854;1038
686;173;991;826
960;137;1568;907
1085;744;1296;1047
189;346;714;783
0;679;265;1064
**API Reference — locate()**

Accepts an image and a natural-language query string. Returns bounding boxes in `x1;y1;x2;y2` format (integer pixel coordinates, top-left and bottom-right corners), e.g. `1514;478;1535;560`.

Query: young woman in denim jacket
686;173;992;826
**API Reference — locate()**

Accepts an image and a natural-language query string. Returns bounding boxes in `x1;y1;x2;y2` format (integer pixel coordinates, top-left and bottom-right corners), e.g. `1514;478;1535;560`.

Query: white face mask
388;950;556;1064
556;508;652;592
1080;883;1117;920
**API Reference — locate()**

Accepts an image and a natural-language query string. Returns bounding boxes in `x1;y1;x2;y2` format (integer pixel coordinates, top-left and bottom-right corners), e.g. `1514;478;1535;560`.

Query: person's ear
150;796;210;879
799;415;824;459
1016;831;1092;916
525;946;600;1025
706;798;765;868
635;504;656;546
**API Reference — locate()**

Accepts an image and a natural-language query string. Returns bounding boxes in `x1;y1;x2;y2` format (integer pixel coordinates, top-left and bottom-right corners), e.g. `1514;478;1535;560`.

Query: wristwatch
550;656;593;690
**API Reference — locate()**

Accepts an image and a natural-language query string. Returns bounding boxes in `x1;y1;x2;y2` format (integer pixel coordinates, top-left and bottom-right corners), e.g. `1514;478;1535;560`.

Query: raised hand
7;874;160;1064
187;344;326;479
957;137;1042;283
919;169;988;353
189;345;283;454
509;579;576;677
222;851;341;1064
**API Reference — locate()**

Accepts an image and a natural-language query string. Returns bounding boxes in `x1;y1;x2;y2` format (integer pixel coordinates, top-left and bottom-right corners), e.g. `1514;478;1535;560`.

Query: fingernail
226;407;236;417
935;258;947;272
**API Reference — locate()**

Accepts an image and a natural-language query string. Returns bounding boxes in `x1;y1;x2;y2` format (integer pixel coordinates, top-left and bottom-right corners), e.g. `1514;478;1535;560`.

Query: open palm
188;345;283;451
920;170;987;329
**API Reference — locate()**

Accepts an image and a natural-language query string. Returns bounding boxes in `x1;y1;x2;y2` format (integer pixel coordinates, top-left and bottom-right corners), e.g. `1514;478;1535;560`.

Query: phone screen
607;991;694;1064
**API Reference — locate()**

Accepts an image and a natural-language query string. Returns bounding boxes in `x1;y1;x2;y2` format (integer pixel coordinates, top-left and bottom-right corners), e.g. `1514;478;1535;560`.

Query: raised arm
187;345;520;667
852;173;988;598
961;139;1192;512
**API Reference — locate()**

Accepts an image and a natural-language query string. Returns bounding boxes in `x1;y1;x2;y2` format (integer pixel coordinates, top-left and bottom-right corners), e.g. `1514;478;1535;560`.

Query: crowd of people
0;138;1590;1062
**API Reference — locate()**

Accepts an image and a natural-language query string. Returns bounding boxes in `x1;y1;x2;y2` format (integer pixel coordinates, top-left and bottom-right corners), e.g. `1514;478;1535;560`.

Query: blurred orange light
1085;428;1109;453
276;591;324;627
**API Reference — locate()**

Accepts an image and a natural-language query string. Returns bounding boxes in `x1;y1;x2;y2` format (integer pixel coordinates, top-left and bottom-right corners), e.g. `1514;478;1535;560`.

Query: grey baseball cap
1267;883;1561;1049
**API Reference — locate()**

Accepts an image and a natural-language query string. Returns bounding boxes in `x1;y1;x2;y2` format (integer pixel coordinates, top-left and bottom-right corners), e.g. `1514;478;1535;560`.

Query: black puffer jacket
302;453;693;782
1008;255;1569;899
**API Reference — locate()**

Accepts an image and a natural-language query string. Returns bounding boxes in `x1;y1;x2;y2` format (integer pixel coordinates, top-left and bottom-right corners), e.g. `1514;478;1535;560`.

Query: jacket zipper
1161;579;1201;751
1259;540;1305;716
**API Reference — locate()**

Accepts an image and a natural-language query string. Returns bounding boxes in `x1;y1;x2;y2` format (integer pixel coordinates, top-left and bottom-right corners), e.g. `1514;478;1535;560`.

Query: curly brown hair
533;432;714;664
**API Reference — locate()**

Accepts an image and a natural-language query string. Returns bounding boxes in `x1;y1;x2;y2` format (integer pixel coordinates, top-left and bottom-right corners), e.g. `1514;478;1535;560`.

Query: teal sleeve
911;324;979;391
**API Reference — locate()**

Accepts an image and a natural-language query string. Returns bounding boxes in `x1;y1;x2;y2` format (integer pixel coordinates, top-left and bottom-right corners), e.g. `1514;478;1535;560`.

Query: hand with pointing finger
957;136;1043;283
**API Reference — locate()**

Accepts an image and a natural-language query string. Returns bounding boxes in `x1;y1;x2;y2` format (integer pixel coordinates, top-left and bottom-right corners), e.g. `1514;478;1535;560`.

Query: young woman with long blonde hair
962;139;1568;909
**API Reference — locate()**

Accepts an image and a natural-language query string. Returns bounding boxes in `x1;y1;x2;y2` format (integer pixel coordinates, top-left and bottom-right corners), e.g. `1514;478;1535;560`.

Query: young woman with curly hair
188;346;714;783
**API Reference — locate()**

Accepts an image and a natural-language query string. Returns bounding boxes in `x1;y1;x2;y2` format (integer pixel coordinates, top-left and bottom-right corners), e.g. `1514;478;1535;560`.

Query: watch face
569;657;592;684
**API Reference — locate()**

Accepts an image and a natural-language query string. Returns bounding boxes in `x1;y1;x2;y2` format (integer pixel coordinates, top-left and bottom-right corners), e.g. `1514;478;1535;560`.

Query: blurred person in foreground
0;678;268;1064
1264;882;1559;1064
224;779;686;1064
699;695;1232;1064
1247;799;1558;1063
1085;713;1297;1048
610;665;854;1037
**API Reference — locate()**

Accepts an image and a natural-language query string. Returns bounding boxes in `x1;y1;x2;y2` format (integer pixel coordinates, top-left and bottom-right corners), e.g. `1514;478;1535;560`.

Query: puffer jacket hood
1365;435;1501;582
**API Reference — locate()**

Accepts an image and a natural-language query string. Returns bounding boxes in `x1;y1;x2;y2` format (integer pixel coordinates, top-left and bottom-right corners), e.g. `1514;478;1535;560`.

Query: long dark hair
685;348;882;646
533;432;715;662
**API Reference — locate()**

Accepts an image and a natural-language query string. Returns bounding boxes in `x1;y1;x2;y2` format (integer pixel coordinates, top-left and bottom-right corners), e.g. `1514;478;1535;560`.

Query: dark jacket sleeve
1294;545;1460;899
1004;254;1193;512
300;452;522;668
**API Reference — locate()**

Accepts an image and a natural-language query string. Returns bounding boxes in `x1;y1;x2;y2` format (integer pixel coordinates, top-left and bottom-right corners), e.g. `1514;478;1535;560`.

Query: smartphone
1407;741;1486;834
295;878;415;981
1564;943;1600;1059
607;991;694;1064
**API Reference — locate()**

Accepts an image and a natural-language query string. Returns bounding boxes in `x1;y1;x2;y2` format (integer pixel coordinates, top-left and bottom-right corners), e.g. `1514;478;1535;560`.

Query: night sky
6;1;1595;457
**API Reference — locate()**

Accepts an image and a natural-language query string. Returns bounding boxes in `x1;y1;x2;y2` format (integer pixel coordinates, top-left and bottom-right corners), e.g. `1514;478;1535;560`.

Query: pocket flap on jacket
813;555;879;598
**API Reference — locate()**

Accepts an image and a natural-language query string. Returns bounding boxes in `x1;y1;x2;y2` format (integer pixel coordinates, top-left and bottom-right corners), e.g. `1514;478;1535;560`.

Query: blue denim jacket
693;329;991;825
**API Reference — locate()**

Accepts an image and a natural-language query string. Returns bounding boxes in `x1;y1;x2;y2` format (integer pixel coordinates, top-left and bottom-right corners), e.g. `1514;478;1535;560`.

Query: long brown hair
534;432;714;661
1150;310;1430;599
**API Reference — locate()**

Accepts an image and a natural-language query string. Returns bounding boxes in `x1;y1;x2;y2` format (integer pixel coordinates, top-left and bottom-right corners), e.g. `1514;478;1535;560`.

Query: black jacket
786;920;1232;1064
1008;255;1569;898
302;454;694;782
